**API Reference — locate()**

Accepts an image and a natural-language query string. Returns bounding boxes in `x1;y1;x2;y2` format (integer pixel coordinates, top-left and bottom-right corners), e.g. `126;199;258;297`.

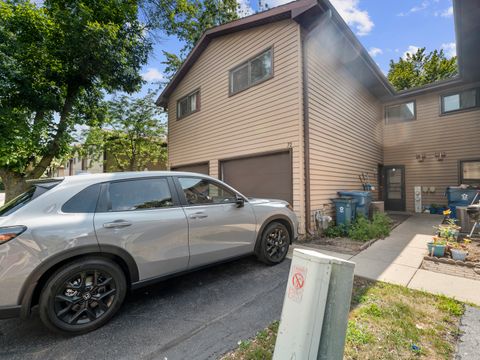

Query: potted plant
435;219;461;241
450;238;470;261
427;236;447;257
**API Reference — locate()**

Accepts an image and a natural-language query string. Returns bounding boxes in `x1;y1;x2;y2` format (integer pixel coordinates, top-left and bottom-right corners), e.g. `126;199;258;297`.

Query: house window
460;160;480;184
177;90;200;119
230;48;273;95
385;101;416;124
441;88;479;114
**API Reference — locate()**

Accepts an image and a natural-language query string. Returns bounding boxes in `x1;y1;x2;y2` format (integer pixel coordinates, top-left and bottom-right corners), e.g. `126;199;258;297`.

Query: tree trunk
0;170;29;203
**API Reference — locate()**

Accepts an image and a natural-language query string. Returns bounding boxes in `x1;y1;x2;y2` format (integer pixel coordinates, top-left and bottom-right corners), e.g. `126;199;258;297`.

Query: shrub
347;213;391;242
324;223;348;238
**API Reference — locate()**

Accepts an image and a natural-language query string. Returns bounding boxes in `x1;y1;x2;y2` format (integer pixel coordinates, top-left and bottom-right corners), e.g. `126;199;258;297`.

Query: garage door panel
221;152;292;203
171;162;209;175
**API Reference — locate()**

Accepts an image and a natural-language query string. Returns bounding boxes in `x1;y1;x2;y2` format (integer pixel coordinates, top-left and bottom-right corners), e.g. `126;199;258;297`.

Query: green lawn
222;277;464;360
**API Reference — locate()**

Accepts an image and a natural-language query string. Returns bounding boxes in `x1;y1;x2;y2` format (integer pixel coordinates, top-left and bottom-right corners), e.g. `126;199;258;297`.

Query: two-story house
157;0;480;234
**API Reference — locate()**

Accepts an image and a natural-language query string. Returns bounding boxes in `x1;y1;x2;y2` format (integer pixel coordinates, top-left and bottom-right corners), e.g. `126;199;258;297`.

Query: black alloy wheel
257;222;290;265
39;257;126;335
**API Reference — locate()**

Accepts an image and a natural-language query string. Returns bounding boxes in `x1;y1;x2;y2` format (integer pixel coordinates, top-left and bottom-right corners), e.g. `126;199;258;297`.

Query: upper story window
229;48;273;95
385;101;416;124
177;90;200;119
441;88;479;114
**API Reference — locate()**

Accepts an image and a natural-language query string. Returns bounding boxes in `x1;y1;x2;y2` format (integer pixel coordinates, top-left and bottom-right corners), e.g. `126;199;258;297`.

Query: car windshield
0;180;62;217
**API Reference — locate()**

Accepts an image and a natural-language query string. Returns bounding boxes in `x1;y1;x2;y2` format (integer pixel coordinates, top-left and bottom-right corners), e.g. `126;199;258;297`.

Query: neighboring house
157;0;480;233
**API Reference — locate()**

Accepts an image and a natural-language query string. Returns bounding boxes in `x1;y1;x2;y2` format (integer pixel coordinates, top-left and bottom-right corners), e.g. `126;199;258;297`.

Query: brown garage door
221;152;292;203
171;162;209;175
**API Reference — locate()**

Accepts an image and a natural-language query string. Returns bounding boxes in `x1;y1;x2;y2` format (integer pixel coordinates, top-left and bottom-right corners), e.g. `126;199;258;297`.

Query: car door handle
189;212;208;219
103;220;132;229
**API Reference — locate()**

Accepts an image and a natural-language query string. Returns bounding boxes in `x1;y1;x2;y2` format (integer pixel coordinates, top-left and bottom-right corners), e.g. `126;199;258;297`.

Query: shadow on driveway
0;256;290;360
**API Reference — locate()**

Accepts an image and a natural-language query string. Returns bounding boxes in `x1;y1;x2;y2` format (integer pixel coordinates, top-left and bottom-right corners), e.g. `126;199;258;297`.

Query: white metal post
273;248;355;360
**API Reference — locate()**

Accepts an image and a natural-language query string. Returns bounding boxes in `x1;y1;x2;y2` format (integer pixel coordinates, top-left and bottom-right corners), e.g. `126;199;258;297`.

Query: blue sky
140;0;456;96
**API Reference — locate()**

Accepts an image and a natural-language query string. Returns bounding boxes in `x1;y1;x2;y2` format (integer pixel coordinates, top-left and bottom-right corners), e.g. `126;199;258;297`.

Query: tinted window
230;48;273;95
178;177;236;205
62;184;101;213
385;101;415;123
108;178;173;211
177;90;199;119
0;181;62;217
442;89;479;113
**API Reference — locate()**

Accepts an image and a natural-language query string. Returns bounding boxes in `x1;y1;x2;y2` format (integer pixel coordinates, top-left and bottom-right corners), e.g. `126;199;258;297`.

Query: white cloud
403;45;420;59
398;0;430;16
330;0;374;36
141;68;164;82
441;42;456;58
238;0;254;17
368;47;383;57
436;6;453;17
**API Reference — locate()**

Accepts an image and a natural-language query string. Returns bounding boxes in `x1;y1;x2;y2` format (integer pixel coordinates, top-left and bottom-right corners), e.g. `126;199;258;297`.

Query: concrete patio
294;214;480;305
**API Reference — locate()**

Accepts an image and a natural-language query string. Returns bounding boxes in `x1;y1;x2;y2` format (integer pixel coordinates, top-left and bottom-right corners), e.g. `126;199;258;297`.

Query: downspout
301;32;312;235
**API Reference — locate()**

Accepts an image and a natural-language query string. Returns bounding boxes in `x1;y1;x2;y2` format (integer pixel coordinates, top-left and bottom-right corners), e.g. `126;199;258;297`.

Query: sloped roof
156;0;396;107
156;0;480;107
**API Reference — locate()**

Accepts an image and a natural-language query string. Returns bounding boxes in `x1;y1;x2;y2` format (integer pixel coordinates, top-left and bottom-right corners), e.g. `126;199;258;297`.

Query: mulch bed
299;213;411;256
300;237;377;255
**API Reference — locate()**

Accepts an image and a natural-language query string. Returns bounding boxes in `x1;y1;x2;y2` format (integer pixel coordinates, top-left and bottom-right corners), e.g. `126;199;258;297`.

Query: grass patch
222;278;464;360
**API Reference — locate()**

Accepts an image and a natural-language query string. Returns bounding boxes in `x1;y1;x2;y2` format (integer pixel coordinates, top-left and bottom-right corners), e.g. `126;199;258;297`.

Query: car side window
62;184;101;213
107;178;173;211
178;177;237;205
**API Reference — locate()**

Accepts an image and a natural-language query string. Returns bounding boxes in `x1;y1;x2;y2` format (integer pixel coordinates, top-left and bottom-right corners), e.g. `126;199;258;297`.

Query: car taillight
0;226;27;245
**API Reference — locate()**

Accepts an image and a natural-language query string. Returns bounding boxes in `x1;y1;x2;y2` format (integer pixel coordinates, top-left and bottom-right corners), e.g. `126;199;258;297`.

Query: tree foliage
86;93;167;172
143;0;239;78
0;0;151;200
387;48;458;91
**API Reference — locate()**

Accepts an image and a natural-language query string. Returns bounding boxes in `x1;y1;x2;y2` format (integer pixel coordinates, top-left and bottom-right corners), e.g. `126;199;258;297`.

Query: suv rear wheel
39;257;126;335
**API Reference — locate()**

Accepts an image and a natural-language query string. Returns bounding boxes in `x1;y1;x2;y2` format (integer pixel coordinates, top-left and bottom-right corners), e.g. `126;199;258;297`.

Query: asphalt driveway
0;257;290;360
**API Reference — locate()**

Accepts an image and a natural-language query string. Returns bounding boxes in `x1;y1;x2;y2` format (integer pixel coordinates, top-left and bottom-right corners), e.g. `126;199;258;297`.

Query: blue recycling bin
446;187;479;219
446;187;478;205
338;191;372;218
332;197;357;226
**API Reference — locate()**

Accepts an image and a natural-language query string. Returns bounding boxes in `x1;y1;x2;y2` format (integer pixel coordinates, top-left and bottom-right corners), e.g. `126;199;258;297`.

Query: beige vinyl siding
384;85;480;211
167;20;306;230
304;23;383;225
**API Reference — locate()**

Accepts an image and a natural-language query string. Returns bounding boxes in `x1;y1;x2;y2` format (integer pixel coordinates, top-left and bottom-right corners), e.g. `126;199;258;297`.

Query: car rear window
62;184;101;213
0;180;62;217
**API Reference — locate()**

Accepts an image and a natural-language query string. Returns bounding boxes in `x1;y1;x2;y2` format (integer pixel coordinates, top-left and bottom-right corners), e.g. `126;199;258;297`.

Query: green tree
87;93;167;172
0;0;151;201
387;48;458;91
144;0;239;78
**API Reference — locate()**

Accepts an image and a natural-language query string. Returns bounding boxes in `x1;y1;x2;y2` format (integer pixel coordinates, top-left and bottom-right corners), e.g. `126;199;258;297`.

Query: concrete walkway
295;214;480;305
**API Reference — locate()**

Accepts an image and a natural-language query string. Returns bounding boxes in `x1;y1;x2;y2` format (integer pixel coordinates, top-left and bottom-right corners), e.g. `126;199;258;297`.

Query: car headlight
0;226;27;245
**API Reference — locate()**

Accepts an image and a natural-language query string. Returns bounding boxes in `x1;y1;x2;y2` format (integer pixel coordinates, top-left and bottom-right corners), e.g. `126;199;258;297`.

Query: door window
178;177;236;205
107;178;173;211
386;168;403;199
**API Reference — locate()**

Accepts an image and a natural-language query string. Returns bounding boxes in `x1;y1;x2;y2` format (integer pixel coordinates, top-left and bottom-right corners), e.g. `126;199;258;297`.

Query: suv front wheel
39;257;126;335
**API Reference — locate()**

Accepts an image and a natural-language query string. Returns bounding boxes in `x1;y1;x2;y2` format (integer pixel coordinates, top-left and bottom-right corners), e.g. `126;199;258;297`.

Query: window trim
384;100;417;124
176;88;201;120
459;159;480;184
229;47;274;96
173;176;247;207
440;88;480;115
96;176;181;213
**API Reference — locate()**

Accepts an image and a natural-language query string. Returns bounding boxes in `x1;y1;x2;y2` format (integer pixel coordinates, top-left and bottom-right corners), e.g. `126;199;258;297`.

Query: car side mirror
235;195;245;208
